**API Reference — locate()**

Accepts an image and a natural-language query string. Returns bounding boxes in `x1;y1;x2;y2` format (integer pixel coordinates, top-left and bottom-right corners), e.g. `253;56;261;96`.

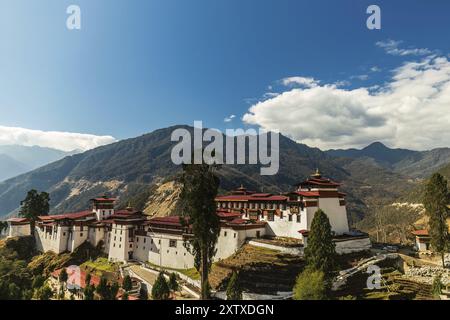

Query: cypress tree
304;209;337;282
151;272;170;300
179;161;221;299
226;271;242;300
423;173;449;268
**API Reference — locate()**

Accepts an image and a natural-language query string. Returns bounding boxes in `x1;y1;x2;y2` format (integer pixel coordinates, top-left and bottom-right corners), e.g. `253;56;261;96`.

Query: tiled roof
7;217;29;223
411;229;429;236
38;210;94;221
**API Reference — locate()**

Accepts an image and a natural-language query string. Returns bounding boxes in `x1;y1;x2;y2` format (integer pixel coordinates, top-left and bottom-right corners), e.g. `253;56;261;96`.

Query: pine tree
179;161;221;299
304;209;337;282
432;274;443;299
151;272;170;300
83;284;95;300
168;273;179;293
226;271;242;300
109;282;119;300
123;275;132;292
423;173;449;267
19;189;50;237
96;276;109;300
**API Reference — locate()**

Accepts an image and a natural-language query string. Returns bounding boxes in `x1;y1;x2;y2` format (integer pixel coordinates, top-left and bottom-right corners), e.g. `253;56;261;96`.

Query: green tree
293;268;327;300
423;173;449;267
139;287;148;300
109;282;120;300
432;274;443;299
85;273;92;287
83;284;95;300
123;275;132;293
0;221;7;235
168;273;179;293
96;276;109;300
36;285;54;300
180;161;221;299
32;275;45;289
19;189;50;236
59;268;68;283
304;209;336;282
226;271;242;300
151;272;170;300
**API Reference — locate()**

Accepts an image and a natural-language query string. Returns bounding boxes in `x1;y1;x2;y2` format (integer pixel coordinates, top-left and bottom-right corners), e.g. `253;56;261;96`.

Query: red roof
294;191;320;197
52;266;101;289
215;194;288;202
147;216;185;227
38;210;95;221
297;177;341;187
217;211;242;218
298;229;309;235
91;197;117;202
7;217;29;223
411;229;429;236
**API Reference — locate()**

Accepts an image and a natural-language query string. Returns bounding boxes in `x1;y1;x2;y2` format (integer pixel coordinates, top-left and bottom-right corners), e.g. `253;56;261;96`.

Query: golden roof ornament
312;168;321;178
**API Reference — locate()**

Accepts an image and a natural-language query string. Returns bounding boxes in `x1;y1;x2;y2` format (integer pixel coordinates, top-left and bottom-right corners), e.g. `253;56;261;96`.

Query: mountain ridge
0;127;425;226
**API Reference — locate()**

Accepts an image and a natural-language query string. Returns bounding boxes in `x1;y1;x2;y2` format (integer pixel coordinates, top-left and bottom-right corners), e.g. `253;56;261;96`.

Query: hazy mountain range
0;145;77;182
0;126;449;226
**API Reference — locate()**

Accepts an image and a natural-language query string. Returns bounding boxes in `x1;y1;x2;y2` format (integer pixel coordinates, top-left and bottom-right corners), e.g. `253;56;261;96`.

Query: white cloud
224;114;236;123
376;39;432;56
351;74;369;81
281;76;319;88
0;125;117;152
243;55;450;151
370;66;382;72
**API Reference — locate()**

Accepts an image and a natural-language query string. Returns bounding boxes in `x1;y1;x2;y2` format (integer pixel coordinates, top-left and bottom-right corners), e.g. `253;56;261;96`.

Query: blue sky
0;0;449;151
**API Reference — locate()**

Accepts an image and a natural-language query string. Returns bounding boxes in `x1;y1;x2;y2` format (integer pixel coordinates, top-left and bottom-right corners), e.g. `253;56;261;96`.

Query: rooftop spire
312;168;321;178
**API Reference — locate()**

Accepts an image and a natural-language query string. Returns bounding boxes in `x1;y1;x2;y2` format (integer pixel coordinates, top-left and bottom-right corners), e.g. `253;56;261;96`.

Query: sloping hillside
0;126;416;226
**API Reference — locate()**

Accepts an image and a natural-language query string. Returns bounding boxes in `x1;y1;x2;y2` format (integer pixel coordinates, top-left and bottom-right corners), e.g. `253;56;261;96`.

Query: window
144;238;146;243
136;237;139;242
288;215;292;222
169;240;177;248
119;244;121;248
296;215;301;223
63;232;66;236
280;212;284;219
234;233;237;238
114;236;116;241
129;244;132;248
113;243;116;248
256;231;261;238
267;212;274;221
224;231;227;237
80;233;83;237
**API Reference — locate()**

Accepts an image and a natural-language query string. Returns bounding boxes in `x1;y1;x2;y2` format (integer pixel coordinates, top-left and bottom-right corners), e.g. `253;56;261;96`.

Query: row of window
218;202;287;210
245;212;301;222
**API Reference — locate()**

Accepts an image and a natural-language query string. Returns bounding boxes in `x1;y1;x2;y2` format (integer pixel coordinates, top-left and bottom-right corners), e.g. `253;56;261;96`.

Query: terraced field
209;244;305;294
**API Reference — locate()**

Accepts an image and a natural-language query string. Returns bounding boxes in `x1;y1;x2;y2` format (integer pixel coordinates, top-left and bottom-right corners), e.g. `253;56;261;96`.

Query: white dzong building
6;171;370;269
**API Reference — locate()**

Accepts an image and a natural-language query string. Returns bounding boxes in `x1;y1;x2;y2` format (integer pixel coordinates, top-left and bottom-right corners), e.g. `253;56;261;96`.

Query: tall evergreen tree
19;189;50;236
96;276;109;300
423;173;449;267
168;272;179;293
226;271;242;300
151;272;170;300
179;161;220;299
123;275;132;293
304;209;336;282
